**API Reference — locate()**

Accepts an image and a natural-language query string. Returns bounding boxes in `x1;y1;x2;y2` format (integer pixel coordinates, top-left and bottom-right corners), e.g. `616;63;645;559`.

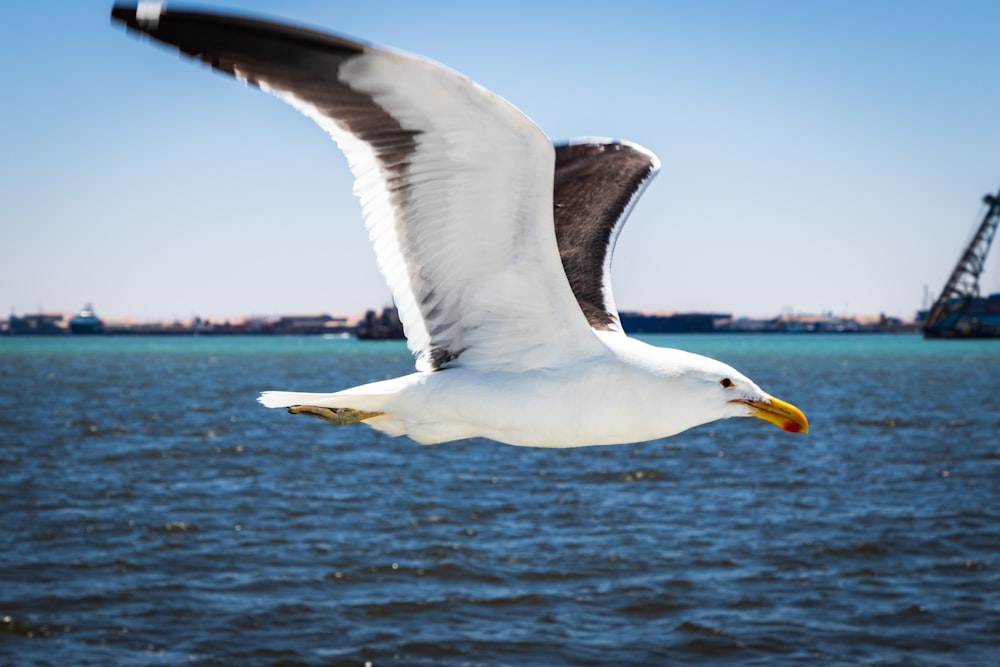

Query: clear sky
3;0;999;322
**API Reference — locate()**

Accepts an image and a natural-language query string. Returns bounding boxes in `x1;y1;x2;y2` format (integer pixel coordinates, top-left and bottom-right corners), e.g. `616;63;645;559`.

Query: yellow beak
731;395;809;433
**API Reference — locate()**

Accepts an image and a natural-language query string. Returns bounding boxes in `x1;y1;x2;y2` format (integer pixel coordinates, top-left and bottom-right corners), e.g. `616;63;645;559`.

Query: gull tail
258;391;347;409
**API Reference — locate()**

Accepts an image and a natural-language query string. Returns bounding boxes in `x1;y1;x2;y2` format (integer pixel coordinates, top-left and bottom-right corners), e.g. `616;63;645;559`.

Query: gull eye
720;377;734;389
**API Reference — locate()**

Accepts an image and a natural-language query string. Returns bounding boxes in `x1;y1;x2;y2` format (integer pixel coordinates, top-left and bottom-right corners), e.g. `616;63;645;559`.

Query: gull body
112;4;809;447
271;334;790;447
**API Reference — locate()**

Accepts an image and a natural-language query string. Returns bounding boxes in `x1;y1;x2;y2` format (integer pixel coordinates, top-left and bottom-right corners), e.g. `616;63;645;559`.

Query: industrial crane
922;185;1000;338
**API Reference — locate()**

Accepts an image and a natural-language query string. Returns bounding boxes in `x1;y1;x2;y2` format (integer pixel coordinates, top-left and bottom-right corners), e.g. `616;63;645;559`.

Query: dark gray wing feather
553;139;660;331
110;5;420;202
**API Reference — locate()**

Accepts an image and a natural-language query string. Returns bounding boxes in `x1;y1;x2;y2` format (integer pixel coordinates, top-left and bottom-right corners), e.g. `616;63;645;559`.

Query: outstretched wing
553;139;660;332
112;4;605;371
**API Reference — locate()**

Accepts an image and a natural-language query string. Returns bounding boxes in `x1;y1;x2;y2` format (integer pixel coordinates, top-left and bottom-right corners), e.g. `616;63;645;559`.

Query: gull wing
553;139;660;332
112;4;605;371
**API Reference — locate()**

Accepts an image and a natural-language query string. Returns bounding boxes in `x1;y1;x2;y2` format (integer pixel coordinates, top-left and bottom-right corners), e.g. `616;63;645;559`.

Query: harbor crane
922;185;1000;338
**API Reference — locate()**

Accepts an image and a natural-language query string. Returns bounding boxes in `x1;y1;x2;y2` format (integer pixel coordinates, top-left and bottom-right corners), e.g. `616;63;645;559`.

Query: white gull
112;3;808;446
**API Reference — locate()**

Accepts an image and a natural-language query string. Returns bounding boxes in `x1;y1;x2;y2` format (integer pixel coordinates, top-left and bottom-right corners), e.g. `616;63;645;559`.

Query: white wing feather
266;48;605;371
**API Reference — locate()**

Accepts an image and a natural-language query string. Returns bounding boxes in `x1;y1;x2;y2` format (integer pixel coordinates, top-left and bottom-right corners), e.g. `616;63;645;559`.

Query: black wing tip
110;2;369;57
110;3;140;27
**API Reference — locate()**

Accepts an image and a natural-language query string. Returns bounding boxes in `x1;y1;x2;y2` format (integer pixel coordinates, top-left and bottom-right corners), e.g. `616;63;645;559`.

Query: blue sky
3;0;999;322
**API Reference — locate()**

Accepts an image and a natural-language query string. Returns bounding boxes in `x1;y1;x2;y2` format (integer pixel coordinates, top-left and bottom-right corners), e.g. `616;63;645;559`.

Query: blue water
2;334;998;666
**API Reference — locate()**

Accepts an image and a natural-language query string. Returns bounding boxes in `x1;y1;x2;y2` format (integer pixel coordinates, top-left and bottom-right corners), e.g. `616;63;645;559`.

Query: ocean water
1;333;998;666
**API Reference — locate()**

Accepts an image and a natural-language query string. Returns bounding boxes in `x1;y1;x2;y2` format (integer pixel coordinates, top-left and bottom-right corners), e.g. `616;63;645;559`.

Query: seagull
112;3;808;447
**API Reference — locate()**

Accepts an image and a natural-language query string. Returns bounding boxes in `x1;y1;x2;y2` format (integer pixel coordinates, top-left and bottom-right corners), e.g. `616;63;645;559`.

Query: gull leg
288;405;384;425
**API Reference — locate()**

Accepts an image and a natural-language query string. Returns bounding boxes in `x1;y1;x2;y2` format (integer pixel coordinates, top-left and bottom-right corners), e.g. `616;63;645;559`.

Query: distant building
274;314;351;335
356;306;405;340
618;312;731;334
721;313;919;333
5;312;64;335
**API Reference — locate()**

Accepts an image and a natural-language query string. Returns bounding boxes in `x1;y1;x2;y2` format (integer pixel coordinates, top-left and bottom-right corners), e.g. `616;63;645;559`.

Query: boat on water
69;304;104;335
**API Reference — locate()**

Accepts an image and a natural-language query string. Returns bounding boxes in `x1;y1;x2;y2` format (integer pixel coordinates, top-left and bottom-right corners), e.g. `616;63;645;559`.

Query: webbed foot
288;405;383;425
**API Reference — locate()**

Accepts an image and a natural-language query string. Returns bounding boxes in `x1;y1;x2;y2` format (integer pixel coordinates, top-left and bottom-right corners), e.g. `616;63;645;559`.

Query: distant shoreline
4;307;920;336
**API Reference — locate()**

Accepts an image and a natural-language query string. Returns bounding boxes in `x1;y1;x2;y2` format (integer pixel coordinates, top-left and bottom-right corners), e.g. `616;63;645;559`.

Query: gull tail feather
258;391;348;409
259;376;409;413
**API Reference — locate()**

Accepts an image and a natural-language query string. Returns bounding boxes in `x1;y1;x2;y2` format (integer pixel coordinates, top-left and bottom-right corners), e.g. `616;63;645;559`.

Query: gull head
722;375;809;433
648;347;810;435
